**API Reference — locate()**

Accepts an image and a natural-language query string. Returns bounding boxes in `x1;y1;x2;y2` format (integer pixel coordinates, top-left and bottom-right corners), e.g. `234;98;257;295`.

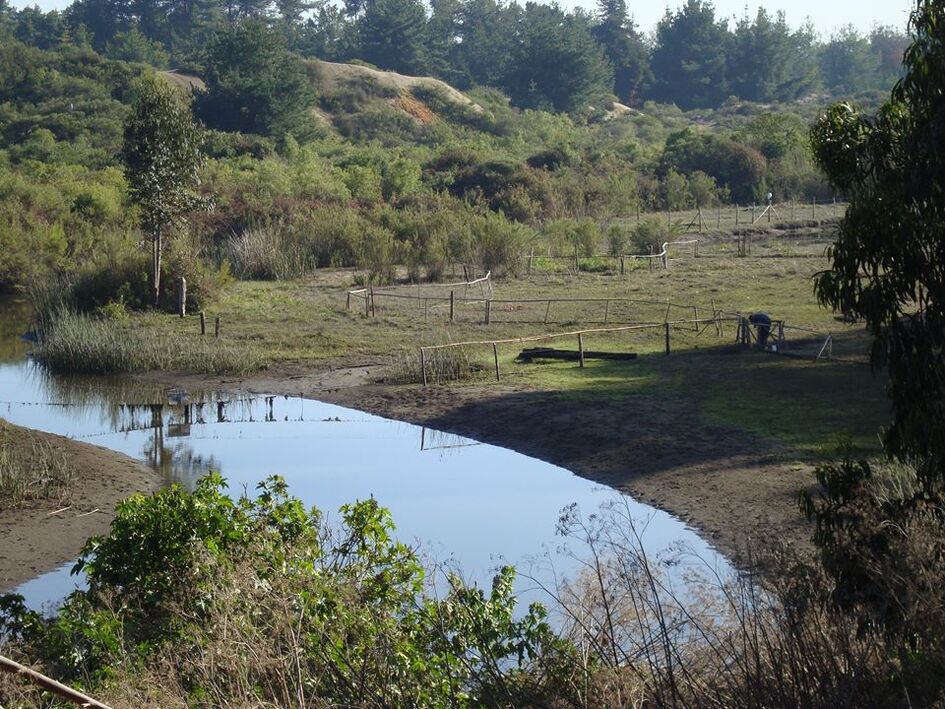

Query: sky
619;0;914;36
9;0;914;36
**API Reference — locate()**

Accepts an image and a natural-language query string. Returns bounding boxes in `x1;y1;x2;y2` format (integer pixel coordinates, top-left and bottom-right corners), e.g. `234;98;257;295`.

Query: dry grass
0;421;74;508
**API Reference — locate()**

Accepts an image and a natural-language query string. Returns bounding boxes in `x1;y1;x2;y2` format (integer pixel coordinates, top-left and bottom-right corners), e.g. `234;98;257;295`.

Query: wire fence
408;308;846;385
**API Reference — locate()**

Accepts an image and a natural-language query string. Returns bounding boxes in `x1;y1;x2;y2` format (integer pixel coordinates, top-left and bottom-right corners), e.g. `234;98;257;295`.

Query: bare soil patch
0;423;161;592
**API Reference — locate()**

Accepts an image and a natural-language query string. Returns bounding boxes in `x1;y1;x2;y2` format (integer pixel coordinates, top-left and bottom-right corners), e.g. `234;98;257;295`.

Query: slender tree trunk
152;227;162;308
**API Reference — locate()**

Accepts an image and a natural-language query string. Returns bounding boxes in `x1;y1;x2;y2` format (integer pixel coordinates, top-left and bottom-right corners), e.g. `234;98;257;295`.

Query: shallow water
0;297;729;613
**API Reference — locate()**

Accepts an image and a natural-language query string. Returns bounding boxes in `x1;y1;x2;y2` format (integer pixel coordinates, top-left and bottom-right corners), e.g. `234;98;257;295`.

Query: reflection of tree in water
142;425;222;492
0;296;32;364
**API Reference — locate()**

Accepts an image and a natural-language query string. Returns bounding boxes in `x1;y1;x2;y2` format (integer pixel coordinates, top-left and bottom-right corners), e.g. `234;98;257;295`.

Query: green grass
40;310;268;375
65;242;888;457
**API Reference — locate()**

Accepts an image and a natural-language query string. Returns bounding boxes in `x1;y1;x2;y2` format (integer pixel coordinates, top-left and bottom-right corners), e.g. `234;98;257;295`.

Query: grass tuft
38;310;267;375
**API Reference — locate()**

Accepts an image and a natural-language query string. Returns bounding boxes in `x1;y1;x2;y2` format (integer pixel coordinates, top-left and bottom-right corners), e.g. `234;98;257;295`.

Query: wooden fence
415;310;837;385
417;314;736;385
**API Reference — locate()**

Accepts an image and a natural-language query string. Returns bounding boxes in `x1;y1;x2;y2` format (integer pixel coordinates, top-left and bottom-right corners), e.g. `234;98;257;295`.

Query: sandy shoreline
0;425;161;592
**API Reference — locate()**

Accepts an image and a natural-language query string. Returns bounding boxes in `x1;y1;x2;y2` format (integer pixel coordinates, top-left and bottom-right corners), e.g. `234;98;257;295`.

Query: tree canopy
194;19;317;140
811;0;945;488
122;73;205;305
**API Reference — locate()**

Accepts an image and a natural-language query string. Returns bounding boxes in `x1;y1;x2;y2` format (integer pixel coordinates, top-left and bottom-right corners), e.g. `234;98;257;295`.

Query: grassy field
109;228;887;457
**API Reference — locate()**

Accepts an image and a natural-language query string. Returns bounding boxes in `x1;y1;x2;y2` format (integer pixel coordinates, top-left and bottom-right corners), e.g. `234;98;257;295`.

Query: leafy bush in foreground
0;475;574;707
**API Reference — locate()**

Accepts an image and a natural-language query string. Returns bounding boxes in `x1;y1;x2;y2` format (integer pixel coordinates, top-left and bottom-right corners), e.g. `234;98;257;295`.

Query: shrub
469;211;535;276
630;218;671;254
0;476;569;706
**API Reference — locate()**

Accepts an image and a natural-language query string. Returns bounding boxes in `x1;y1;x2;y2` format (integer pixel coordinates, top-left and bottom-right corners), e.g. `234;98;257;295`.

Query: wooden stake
346;291;351;310
578;333;585;368
664;322;670;355
214;316;221;338
370;286;376;317
177;277;186;318
449;290;455;323
485;299;491;324
493;342;500;381
199;311;206;336
544;299;552;323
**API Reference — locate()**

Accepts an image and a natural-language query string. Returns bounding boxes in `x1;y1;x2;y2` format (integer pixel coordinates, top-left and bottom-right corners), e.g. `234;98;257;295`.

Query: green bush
0;476;570;705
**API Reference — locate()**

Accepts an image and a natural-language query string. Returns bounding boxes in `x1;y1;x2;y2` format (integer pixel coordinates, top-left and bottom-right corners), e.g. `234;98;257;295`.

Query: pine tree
593;0;649;105
650;0;731;109
503;3;613;112
356;0;428;75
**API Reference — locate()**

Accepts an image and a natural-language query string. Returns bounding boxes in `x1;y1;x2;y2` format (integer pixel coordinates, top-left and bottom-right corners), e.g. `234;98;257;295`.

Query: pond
0;296;729;612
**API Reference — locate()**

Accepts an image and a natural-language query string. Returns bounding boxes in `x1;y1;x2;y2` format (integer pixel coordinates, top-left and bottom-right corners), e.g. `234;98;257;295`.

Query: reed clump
0;422;74;508
38;310;266;375
389;344;475;384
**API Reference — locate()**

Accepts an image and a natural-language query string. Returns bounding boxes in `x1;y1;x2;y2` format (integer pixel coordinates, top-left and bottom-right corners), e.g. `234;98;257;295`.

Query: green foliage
38;309;262;374
810;1;945;490
195;19;317;141
502;3;613;113
0;476;569;705
469;210;535;275
356;0;428;75
650;0;731;110
122;72;205;306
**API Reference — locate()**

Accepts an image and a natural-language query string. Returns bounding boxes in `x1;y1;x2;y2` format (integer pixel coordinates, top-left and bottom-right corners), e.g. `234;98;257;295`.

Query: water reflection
0;301;730;611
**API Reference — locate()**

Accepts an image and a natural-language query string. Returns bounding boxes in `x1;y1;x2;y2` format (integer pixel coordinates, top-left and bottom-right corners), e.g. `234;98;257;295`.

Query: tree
356;0;428;75
728;8;817;103
450;0;518;88
503;3;613;113
592;0;650;105
820;25;876;95
194;20;317;140
810;0;945;490
122;74;205;307
649;0;731;109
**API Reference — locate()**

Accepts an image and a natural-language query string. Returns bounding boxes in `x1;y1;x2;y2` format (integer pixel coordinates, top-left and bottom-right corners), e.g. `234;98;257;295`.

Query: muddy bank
0;423;161;591
144;361;816;562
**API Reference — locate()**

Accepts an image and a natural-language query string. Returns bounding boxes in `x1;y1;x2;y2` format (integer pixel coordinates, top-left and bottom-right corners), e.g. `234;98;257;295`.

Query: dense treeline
1;0;907;112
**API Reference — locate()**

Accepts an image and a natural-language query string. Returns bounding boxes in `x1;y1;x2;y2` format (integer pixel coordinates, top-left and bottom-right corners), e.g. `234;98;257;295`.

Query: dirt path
0;423;161;592
155;361;817;562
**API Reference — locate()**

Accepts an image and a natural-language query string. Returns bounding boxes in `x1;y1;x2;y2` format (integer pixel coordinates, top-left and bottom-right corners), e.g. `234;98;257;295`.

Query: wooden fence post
578;333;585;368
450;290;455;323
370;286;376;317
544;299;552;323
485;299;491;324
420;348;428;386
664;322;671;355
214;316;221;338
493;343;500;381
620;257;625;275
199;311;206;335
178;277;186;317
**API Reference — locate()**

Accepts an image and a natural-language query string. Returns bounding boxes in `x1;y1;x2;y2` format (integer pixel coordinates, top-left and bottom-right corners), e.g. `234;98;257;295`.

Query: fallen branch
0;654;113;709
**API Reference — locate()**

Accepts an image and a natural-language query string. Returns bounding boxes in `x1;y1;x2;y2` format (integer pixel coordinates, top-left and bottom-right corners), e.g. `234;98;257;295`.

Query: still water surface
0;297;728;611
